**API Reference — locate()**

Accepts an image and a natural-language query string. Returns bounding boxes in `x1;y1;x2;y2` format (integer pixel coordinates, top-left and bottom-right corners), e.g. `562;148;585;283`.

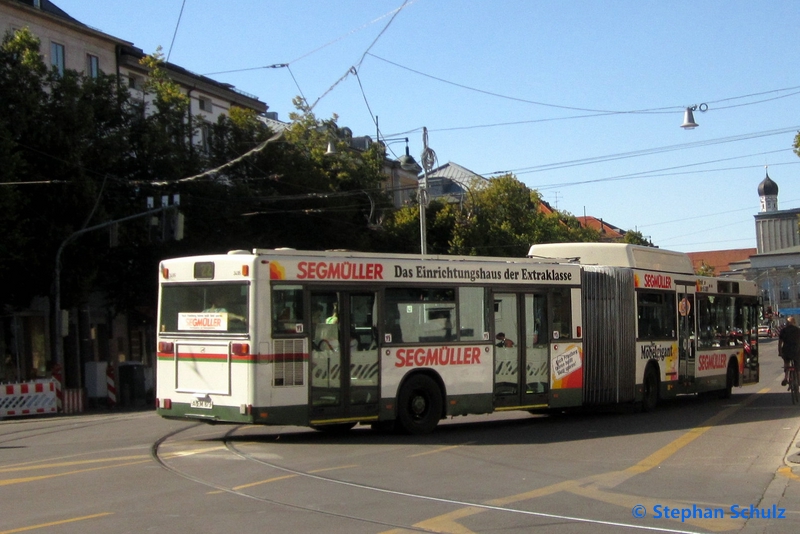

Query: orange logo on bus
270;261;286;280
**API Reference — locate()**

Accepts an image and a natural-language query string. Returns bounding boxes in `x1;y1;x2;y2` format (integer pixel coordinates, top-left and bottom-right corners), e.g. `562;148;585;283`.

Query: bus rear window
160;283;249;333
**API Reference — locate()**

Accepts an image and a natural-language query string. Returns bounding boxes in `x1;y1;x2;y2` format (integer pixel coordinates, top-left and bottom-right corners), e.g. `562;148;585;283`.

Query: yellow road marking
0;445;226;477
0;459;151;486
308;464;358;473
0;445;227;486
0;512;113;534
162;445;227;458
0;455;149;473
232;474;297;490
231;464;358;491
778;466;800;481
409;444;471;458
382;390;770;534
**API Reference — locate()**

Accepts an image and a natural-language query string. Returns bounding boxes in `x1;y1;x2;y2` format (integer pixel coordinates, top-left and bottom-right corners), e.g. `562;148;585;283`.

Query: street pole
53;206;175;369
418;127;435;256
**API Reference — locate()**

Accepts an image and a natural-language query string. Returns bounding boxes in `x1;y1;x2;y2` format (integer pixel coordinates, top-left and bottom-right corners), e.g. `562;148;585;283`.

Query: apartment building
1;0;267;146
0;0;267;399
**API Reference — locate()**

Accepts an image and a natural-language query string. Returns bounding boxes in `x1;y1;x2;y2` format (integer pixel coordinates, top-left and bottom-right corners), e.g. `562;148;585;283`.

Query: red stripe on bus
163;352;309;363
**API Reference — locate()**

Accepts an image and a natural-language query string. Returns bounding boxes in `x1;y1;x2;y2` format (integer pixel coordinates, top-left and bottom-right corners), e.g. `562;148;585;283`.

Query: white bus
155;244;759;433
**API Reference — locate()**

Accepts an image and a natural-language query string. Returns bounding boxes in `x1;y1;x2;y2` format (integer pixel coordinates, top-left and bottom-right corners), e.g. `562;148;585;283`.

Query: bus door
740;297;759;384
309;291;379;424
493;292;549;408
677;284;696;381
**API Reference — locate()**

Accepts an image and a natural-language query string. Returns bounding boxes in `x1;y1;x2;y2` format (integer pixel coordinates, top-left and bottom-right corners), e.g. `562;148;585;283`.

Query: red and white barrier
52;365;63;411
106;364;116;407
62;388;85;414
0;380;58;418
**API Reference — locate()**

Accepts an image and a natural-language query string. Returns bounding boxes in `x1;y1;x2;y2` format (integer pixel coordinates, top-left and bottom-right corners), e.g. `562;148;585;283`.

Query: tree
623;230;653;246
0;29;133;309
381;174;601;257
449;175;599;256
696;261;715;277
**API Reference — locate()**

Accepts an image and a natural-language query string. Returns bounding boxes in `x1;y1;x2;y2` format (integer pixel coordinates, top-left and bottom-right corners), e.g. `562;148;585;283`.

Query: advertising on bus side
269;260;578;285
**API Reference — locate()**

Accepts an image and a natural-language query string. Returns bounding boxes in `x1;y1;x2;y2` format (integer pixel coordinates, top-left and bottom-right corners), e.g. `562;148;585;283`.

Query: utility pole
53;205;177;369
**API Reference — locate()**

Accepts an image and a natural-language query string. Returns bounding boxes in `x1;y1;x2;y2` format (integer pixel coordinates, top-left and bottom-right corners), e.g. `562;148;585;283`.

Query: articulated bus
155;243;760;434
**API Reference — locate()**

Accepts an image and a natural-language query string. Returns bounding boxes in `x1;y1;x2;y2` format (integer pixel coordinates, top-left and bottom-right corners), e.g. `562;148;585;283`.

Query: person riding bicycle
778;316;800;387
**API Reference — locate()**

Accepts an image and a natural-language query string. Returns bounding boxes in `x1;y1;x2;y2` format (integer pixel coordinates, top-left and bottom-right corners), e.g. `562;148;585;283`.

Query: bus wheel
642;366;659;412
397;374;443;435
310;422;356;433
719;362;737;399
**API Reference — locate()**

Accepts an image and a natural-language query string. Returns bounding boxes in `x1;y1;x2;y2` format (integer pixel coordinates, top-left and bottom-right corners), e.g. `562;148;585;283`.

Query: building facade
726;170;800;318
0;0;267;396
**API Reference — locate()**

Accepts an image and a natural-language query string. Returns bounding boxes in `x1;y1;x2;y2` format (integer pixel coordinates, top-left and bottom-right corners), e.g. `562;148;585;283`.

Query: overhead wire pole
53;205;177;369
418;127;437;255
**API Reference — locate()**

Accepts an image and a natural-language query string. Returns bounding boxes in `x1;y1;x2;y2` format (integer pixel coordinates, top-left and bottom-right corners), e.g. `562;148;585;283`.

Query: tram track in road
0;411;153;447
151;423;436;533
152;423;722;534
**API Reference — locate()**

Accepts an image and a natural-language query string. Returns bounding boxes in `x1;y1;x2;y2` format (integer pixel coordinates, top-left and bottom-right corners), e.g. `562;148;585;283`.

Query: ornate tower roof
758;171;778;197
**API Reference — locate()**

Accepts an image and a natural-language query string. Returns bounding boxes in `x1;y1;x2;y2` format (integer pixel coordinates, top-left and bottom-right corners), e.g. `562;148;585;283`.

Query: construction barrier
0;380;58;419
52;364;63;411
62;388;85;414
106;363;116;407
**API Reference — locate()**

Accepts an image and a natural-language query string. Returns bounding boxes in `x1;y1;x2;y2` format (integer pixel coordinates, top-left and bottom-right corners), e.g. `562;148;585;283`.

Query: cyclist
778;316;800;387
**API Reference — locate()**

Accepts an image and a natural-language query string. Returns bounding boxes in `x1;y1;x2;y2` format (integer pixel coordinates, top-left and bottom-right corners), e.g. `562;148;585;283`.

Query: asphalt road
2;338;799;534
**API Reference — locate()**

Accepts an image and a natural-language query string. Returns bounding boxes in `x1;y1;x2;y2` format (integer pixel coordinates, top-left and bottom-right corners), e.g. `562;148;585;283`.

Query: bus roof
527;243;695;275
249;248;564;266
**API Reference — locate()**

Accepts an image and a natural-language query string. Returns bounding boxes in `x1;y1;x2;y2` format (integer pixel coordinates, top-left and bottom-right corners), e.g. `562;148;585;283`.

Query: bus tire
397;374;443;435
642;366;659;412
719;361;737;399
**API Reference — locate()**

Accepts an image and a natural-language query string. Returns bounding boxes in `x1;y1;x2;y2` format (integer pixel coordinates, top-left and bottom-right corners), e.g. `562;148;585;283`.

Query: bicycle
789;362;800;405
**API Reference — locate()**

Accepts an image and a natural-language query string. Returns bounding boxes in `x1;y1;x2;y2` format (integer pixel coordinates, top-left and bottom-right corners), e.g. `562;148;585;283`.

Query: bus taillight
231;343;250;356
158;341;174;353
242;265;249;276
157;398;172;410
161;267;169;279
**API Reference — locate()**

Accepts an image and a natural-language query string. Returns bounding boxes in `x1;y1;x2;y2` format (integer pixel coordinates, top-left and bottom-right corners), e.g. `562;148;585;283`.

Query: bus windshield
159;283;249;333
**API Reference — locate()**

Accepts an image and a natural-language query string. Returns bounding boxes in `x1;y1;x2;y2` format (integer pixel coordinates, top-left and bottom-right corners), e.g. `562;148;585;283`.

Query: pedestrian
495;332;514;347
778;316;800;386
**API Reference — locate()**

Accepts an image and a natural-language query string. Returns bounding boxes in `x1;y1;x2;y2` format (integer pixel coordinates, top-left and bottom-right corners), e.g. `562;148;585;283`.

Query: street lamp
398;127;436;255
680;103;707;129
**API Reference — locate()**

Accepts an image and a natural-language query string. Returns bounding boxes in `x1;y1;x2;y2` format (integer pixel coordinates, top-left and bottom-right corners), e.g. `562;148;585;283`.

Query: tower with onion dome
755;169;800;253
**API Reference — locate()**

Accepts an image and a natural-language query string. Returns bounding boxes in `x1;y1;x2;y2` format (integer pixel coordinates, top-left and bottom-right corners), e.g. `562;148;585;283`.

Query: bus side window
272;285;304;335
551;289;571;339
458;287;485;342
637;291;675;340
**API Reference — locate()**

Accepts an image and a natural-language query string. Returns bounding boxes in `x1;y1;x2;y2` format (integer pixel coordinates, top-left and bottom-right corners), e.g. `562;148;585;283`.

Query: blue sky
54;0;800;253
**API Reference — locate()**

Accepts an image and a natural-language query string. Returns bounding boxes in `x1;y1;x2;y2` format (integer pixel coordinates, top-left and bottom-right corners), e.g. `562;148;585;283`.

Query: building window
50;42;65;76
198;96;212;113
200;123;211;153
128;74;142;90
87;54;99;78
780;278;791;301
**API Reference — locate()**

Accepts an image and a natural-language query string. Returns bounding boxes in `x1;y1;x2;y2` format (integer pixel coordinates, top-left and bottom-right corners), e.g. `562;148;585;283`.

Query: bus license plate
191;399;213;409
